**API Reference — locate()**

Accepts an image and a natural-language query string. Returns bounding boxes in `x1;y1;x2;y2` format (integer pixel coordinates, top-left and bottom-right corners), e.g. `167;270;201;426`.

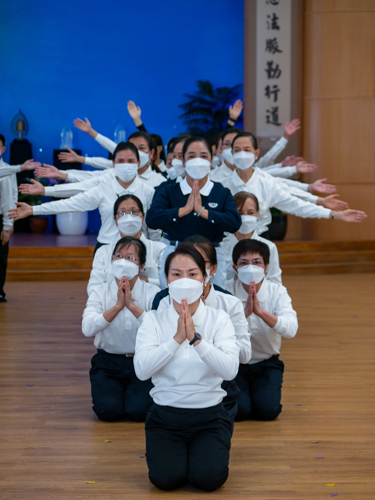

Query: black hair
128;131;162;173
0;134;5;147
113;141;139;162
232;239;270;267
113;194;144;217
222;127;243;144
232;131;258;150
169;135;191;153
182;136;212;160
112;236;147;266
183;235;217;266
164;242;206;278
151;133;165;162
234;191;260;213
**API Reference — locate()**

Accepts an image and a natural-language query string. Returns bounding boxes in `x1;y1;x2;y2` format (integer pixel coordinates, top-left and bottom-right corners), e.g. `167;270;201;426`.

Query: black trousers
235;355;284;421
145;402;232;492
0;220;9;298
222;379;240;432
89;349;153;422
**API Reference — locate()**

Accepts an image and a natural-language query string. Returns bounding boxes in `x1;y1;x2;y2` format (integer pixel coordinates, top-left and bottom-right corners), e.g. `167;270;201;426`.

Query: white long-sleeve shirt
0;162;21;179
87;232;165;294
157;284;251;364
34;172;155;244
134;301;239;408
44;169;111;198
223;168;330;234
82;277;159;354
0;175;17;230
226;278;298;364
255;136;288;170
221;231;282;284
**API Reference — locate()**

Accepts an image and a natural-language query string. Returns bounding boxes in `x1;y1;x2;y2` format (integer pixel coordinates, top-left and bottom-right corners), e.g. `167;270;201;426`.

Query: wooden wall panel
305;0;375;13
302;1;375;240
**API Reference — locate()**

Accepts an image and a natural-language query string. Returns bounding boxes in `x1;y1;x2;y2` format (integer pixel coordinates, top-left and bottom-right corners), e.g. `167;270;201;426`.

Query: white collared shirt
139;166;165;189
220;231;282;284
157;285;251;364
226;278;298;364
134;301;239;408
82;277;159;354
157;160;167;173
209;162;234;184
87;232;165;294
179;177;214;196
34;173;155;244
0;171;17;230
223;168;330;234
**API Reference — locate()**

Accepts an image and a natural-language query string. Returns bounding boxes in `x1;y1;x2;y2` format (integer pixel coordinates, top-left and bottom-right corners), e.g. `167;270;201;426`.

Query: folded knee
149;472;187;491
252;405;282;421
93;401;122;422
189;467;228;491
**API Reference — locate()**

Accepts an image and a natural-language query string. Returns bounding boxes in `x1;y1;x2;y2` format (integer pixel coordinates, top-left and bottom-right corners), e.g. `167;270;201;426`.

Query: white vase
56;212;88;235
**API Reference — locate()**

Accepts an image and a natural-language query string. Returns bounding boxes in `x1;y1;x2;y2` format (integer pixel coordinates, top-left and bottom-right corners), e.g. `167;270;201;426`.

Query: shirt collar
232;168;257;187
234;279;249;302
139;166;152;179
222;163;235;176
112;175;140;196
256;278;269;302
179;177;214;196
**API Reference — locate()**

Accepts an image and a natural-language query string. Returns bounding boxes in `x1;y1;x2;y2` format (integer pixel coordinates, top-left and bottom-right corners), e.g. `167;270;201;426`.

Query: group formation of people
1;99;368;491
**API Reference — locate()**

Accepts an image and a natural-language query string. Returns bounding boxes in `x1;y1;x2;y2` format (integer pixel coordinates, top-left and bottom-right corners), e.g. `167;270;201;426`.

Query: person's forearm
103;304;123;323
127;303;144;320
256;308;278;328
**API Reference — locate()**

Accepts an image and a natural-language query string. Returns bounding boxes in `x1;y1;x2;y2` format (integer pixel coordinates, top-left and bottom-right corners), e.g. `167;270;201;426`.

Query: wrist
60;172;68;181
283;133;291;140
228;118;235;125
134;118;143;127
89;128;97;138
316;197;323;206
331;210;337;220
173;334;185;345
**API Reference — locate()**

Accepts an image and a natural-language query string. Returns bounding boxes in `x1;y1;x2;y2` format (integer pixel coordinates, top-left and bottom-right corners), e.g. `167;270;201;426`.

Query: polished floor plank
0;274;374;499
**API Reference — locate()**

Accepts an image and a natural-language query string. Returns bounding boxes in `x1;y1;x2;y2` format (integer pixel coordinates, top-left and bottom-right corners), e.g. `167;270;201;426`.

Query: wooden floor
0;274;374;499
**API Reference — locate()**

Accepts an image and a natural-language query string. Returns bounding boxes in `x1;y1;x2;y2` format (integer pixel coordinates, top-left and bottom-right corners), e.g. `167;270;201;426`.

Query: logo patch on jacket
208;202;218;208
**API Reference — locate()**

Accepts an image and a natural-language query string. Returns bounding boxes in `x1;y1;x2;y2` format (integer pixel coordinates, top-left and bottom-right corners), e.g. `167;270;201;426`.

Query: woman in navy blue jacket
146;136;241;288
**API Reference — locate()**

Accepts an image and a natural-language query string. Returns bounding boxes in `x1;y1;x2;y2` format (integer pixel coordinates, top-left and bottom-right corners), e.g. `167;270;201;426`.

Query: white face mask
238;215;257;234
212;156;220;168
167;166;177;180
185;158;211;180
112;258;139;280
222;147;233;164
233;151;256;171
168;278;203;304
237;265;265;285
171;158;185;177
115;163;138;183
117;214;143;236
138;150;150;168
205;267;213;286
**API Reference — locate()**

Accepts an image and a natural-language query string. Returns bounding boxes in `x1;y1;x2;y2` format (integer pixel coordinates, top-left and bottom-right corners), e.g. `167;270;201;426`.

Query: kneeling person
226;239;298;421
82;236;160;422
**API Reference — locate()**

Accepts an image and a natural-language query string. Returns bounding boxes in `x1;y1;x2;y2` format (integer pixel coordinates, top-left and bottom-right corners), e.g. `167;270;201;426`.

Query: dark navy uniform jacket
146;179;241;242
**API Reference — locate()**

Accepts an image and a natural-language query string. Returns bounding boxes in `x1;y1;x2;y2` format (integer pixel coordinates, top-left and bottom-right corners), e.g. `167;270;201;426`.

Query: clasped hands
178;181;204;218
174;299;200;346
244;281;262;319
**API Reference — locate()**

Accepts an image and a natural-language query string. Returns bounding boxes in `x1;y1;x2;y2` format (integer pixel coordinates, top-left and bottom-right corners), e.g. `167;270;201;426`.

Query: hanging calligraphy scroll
256;0;292;140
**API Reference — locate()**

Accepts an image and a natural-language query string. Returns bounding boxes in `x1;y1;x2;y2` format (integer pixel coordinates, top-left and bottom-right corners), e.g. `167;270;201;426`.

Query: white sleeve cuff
193;338;212;357
44;186;55;196
32;206;43;216
279;136;288;147
98;313;110;328
84;157;94;166
162;337;181;355
273;317;282;332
